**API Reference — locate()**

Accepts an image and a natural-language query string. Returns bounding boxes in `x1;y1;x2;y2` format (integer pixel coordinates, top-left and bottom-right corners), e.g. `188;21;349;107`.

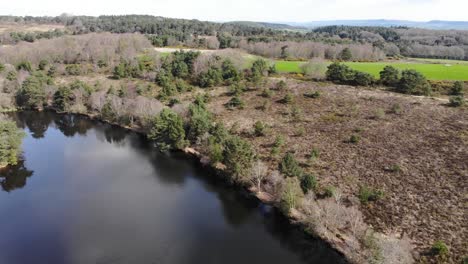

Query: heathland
0;15;467;264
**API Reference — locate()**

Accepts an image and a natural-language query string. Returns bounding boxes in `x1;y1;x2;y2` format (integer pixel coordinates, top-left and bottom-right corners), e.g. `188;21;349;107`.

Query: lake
0;111;345;264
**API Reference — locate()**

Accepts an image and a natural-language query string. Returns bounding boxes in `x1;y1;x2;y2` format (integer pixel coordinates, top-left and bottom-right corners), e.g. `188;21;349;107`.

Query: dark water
0;112;345;264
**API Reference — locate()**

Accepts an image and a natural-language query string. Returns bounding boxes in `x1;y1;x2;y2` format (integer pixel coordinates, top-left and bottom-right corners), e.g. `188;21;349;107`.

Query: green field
274;60;468;81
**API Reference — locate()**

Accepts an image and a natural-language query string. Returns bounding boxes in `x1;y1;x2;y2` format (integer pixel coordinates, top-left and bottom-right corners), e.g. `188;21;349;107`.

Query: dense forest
1;15;468;60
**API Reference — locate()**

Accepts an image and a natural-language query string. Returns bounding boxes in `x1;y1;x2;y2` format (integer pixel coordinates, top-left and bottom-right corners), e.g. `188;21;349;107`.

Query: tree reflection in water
0;159;34;192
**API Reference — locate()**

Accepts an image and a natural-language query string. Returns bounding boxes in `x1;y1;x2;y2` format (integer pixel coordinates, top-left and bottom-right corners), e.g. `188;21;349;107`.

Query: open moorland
0;15;467;264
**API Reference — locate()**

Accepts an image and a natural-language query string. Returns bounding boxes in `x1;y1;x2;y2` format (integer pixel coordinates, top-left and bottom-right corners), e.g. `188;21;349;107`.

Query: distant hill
226;21;306;31
289;20;468;30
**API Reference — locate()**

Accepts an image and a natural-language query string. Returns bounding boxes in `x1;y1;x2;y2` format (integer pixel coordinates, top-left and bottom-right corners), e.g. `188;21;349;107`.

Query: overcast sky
2;0;467;22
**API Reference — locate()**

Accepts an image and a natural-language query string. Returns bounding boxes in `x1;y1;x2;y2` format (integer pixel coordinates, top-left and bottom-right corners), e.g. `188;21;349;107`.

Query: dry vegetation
206;78;467;263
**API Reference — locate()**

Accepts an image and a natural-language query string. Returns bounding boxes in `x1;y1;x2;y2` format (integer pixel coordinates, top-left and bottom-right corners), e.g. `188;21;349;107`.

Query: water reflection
0;159;34;192
0;111;346;264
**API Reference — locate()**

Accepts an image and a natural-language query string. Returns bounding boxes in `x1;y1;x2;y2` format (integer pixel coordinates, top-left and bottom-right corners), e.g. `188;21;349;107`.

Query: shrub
431;241;449;258
230;82;247;96
449;95;465;107
450;81;464;96
16;61;32;72
358;186;384;204
270;135;285;156
261;88;273;98
324;186;336;198
390;103;402;114
309;148;320;162
326;62;355;84
221;59;241;84
226;95;245;109
198;67;223;88
353;71;375;86
339;47;352;61
148;109;187;151
279;152;303;177
300;174;317;193
0;63;4;72
304;91;321;98
295;126;305;137
38;59;48;71
282;93;294;104
65;64;81;76
379;65;400;86
0;119;26;167
16;73;47;109
187;103;212;141
398;69;431;95
374;108;385;119
222;135;255;182
276;80;287;91
53;86;73;112
291;106;303;122
253;121;267;137
349;134;360;144
6;71;17;81
280;177;303;213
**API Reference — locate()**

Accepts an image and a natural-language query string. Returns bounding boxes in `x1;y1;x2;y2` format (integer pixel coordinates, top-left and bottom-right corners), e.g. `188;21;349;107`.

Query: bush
324;186;336;198
222;135;255;182
353;71;375;86
187;103;212;141
309;148;320;162
148;109;187;151
261;88;273;98
6;71;17;81
38;59;48;71
448;95;465;107
279;152;303;177
358;186;384;204
0;119;26;167
230;82;247;96
450;81;464;96
300;174;317;193
280;177;303;213
226;95;245;109
270;135;285;156
53;86;73;112
221;59;241;84
16;73;48;109
431;241;449;257
276;80;287;91
198;67;223;88
282;93;294;104
339;47;352;61
326;62;355;84
0;63;4;72
65;64;81;76
304;91;321;98
390;103;402;114
253;121;267;137
16;61;32;72
349;134;360;144
398;69;431;95
379;65;400;86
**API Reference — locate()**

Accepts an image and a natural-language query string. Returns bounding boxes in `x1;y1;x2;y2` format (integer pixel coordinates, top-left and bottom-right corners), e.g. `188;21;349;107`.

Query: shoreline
39;109;356;263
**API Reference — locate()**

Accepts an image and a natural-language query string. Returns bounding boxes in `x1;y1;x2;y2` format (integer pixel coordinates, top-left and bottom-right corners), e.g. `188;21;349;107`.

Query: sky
2;0;468;22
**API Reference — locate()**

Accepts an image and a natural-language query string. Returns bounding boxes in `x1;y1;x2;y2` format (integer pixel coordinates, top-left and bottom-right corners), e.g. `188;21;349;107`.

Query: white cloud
1;0;467;22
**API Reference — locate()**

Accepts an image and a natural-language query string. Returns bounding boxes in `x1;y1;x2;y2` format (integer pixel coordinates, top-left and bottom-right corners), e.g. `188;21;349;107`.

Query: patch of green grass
273;60;468;81
344;62;468;81
275;60;305;73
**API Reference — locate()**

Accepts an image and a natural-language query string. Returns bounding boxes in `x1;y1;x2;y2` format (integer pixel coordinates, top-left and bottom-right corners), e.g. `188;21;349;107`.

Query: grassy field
153;48;468;81
274;60;468;81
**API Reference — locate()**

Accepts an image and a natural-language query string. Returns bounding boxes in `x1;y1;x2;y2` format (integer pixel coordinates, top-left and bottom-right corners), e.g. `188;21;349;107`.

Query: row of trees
326;63;466;102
